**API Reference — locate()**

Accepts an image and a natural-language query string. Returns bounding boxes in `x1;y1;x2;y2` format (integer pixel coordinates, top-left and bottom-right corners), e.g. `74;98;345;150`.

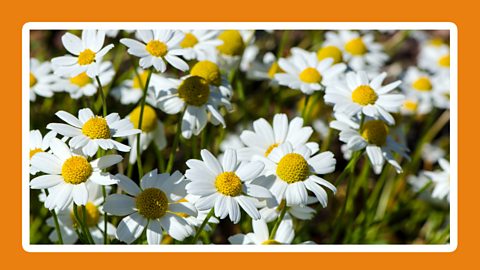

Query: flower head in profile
111;68;161;105
29;129;57;175
424;158;450;201
52;30;114;78
180;30;223;61
30;138;122;210
185;149;271;224
228;219;294;245
30;58;59;101
104;170;196;244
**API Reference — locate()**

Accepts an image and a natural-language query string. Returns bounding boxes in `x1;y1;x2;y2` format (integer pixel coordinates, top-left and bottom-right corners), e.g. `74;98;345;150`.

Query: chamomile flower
121;30;189;72
52;61;114;99
246;51;283;83
175;195;219;234
111;68;161;105
46;182;116;244
421;143;446;164
47;108;141;157
51;30;114;78
179;30;222;61
401;67;441;104
216;30;255;70
30;58;58;101
29;130;57;175
323;30;388;72
103;170;196;244
400;94;432;116
424;158;450;201
238;113;319;161
275;48;346;94
258;197;317;223
189;60;233;98
155;75;231;139
127;104;167;164
30;138;121;210
330;113;409;174
185;149;271;224
228;219;294;245
257;142;336;206
324;71;404;125
418;43;450;74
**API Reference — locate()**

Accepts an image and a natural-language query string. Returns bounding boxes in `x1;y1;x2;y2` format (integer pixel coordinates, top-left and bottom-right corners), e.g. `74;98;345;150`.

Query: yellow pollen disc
412;77;432;92
129;105;158;133
146;40;168;57
70;72;91;87
30;73;37;87
403;100;418;111
82;116;111;139
61;156;93;185
429;38;444;47
215;172;243;197
267;61;283;78
180;33;199;48
78;49;96;65
438;55;450;67
70;201;100;227
351;85;378;105
276;153;310;184
262;239;281;245
190;60;221;86
299;67;322;84
29;148;43;159
136;188;169;219
178;76;210;106
317;46;343;64
132;71;150;89
345;37;367;56
265;143;279;157
217;30;245;56
361;120;389;146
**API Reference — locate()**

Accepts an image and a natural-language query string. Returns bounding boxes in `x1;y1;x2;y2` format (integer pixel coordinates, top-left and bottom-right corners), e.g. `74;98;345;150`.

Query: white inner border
22;22;458;253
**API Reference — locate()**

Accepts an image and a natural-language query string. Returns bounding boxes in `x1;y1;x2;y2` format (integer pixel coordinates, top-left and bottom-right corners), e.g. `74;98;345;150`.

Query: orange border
4;0;473;268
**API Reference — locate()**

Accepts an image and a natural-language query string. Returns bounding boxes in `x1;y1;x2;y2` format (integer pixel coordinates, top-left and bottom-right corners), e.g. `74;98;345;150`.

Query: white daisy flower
401;67;447;112
275;47;346;95
400;94;433;116
330;113;409;174
189;60;233;98
126;104;167;164
238;113;319;161
30;138;122;210
239;44;259;72
424;158;450;201
29;130;57;175
185;149;271;224
418;43;450;74
323;30;388;72
111;68;161;105
120;30;189;73
179;30;222;61
421;143;446;164
228;219;294;245
175;195;220;234
30;58;58;101
46;182;116;244
431;74;450;109
47;108;141;157
216;30;255;70
52;61;114;99
51;30;114;78
246;51;283;83
103;170;196;244
324;71;404;125
407;172;431;193
258;196;317;223
155;75;231;139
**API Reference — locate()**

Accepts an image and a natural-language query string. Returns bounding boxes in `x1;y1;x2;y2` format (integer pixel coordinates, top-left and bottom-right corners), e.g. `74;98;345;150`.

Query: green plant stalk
301;95;310;120
102;186;108;244
135;68;154;178
95;76;107;117
166;115;183;173
45;189;63;244
269;203;288;240
73;204;93;244
191;208;214;244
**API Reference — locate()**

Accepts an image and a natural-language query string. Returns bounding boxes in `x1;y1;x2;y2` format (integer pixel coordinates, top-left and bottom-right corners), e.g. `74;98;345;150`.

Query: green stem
95;76;107;117
102;186;108;244
73;204;93;244
166;115;183;173
269;202;288;240
45;190;63;244
191;208;214;244
135;68;154;178
301;95;310;120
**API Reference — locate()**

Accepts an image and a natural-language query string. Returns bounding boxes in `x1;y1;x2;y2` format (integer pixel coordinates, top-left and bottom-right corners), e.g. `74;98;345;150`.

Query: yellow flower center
70;201;100;227
30;148;43;159
70;72;91;87
146;40;168;57
299;67;322;84
317;45;343;64
412;77;432;92
403;100;418;111
190;60;221;86
132;71;150;89
217;30;245;56
361;120;389;146
429;38;444;47
345;37;367;56
438;54;450;67
265;143;279;157
180;33;199;48
215;172;243;197
78;49;96;65
136;188;169;219
82;116;111;139
129;105;158;133
276;153;310;184
178;76;210;106
267;61;283;78
351;85;378;105
61;156;93;185
262;239;281;245
30;72;37;87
